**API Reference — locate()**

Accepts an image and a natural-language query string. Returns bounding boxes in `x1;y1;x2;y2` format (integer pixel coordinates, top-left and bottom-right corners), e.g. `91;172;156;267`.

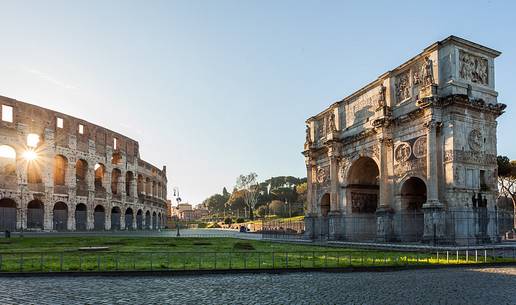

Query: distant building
170;203;209;221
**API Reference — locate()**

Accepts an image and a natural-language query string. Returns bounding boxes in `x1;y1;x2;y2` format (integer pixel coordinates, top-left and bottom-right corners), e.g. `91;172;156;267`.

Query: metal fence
263;209;514;245
0;248;514;273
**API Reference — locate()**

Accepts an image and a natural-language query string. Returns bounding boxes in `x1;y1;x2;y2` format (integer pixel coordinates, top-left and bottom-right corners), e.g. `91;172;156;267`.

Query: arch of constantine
0;96;168;231
303;36;507;245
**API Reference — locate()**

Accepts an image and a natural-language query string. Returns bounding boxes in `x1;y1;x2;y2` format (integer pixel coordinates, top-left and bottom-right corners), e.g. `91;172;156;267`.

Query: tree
269;200;287;217
497;155;516;229
236;172;259;220
202;194;227;213
222;187;230;200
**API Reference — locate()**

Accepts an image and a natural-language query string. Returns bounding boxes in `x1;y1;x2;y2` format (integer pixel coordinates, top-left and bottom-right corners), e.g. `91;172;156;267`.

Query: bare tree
498;156;516;229
236;172;259;220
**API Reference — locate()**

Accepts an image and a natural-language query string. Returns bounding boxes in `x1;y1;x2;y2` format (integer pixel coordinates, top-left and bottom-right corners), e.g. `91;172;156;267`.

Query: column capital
424;119;442;130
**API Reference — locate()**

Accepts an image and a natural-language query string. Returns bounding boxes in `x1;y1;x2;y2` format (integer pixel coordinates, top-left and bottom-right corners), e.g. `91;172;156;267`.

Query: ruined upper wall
0;95;166;177
306;36;501;141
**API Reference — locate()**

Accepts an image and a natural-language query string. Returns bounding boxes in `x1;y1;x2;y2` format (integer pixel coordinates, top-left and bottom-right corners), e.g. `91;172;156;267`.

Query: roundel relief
468;129;482;151
395;142;411;163
413;136;427;158
316;167;326;183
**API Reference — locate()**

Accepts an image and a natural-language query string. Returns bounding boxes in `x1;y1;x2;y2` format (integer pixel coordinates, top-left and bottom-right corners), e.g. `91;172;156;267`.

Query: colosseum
0;95;168;231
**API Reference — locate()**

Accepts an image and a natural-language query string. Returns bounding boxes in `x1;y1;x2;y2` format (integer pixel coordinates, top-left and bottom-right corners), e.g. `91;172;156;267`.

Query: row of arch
0;198;165;231
0;144;166;199
317;156;427;241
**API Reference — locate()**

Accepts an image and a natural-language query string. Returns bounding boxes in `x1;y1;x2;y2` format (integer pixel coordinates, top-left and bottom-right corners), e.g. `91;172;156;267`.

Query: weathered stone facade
303;36;506;245
0;96;168;231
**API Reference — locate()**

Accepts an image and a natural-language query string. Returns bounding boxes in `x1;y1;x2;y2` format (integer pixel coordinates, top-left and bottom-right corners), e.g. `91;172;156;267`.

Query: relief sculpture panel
459;50;488;85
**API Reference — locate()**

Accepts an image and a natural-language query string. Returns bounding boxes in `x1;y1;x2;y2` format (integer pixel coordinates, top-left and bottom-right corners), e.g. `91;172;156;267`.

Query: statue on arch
423;56;434;86
377;84;386;108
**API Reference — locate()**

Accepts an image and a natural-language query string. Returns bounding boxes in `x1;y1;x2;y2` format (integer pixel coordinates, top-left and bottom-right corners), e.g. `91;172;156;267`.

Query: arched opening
145;210;151;229
125;208;134;230
400;177;426;242
27;159;43;185
53;155;67;186
27;200;44;229
94;205;105;230
111;169;121;195
320;193;330;217
125;171;134;197
111;152;122;165
53;202;68;231
345;157;379;241
145;178;151;196
0;145;17;188
137;175;144;195
0;198;17;231
111;206;121;230
75;203;87;231
152;211;157;230
76;159;88;196
136;209;143;230
94;163;105;192
158;212;162;229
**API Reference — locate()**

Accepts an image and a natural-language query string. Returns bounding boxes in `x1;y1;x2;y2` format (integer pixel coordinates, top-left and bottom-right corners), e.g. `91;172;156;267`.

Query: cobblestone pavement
0;267;514;305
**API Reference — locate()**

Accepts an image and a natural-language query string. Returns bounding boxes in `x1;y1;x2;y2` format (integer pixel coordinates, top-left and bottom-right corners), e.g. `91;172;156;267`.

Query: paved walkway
0;266;514;304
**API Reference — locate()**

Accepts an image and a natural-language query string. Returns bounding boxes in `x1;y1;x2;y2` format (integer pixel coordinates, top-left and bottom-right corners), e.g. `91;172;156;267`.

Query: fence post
199;253;202;270
436;251;439;263
272;251;275;269
167;253;170;270
475;250;478;263
466;250;468;262
150;253;153;271
115;252;119;271
229;252;232;270
214;253;217;270
285;252;288;269
447;251;449;263
349;255;352;266
20;253;23;272
312;251;315;268
456;250;458;263
79;254;82;272
60;253;63;272
299;252;302;268
97;253;100;271
40;253;44;272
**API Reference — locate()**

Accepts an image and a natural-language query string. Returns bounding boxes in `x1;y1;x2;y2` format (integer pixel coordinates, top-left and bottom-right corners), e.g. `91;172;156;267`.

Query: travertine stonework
303;36;506;245
0;96;167;231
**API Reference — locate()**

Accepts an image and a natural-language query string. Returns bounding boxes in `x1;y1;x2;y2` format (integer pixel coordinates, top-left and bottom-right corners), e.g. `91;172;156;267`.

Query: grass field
0;236;510;272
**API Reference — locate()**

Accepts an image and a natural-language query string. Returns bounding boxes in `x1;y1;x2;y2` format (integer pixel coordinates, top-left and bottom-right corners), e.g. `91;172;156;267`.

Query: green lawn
0;237;509;272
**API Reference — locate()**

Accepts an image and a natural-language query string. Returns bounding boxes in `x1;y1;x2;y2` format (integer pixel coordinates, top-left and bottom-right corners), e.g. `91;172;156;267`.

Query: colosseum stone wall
0;95;168;231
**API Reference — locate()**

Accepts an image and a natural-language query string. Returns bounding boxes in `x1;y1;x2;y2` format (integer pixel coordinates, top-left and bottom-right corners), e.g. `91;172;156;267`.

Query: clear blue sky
1;0;515;204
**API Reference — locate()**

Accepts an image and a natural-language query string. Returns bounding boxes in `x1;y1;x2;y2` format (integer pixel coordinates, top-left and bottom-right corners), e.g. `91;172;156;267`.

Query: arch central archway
345;157;379;241
400;177;426;242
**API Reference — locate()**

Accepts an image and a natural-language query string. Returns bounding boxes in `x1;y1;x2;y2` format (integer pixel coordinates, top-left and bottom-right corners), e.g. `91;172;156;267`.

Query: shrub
224;217;233;224
207;222;221;228
236;218;245;223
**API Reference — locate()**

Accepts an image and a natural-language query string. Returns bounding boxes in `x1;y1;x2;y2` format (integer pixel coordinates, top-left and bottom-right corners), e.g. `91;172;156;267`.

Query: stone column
68;204;75;231
120;209;126;230
44;202;53;231
304;161;317;240
423;120;445;243
87;203;94;230
328;153;342;240
376;137;395;242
